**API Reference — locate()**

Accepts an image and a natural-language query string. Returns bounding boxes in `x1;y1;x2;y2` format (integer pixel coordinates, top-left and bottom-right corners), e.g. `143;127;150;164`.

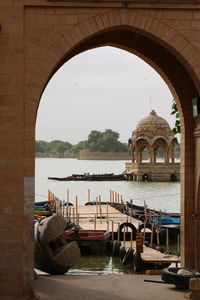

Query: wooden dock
70;204;141;231
62;203;180;266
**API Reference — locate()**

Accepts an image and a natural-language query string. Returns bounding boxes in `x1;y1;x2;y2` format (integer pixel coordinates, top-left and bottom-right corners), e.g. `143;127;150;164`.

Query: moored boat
65;229;111;255
48;172;126;181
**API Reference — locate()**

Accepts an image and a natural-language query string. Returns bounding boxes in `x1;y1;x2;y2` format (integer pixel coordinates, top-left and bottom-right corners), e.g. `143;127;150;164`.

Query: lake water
35;158;180;274
35;158;180;213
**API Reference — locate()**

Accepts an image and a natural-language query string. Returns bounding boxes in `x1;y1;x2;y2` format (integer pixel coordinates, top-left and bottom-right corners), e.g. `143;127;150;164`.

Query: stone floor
34;274;190;300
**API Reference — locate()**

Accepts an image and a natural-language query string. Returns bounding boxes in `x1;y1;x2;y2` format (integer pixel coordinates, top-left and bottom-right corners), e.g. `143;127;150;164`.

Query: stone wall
1;0;200;298
78;149;131;160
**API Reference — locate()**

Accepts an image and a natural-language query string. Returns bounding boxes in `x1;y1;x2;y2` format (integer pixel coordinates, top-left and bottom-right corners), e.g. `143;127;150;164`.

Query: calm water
35;158;180;213
35;158;180;274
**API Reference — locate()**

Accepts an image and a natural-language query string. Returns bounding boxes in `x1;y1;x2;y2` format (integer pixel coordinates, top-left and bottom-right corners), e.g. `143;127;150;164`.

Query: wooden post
88;189;90;203
115;192;117;203
150;223;154;245
117;223;120;241
99;195;102;221
48;190;50;202
177;234;180;256
96;197;98;216
166;227;169;253
62;200;64;218
75;195;78;211
121;194;123;204
73;207;75;223
106;201;109;227
69;205;71;222
66;189;69;221
130;231;133;249
94;214;97;230
130;199;133;223
123;225;126;247
67;189;69;203
111;221;114;241
143;221;146;242
77;213;79;227
99;195;102;216
75;196;78;225
109;190;112;204
117;193;119;204
66;201;68;222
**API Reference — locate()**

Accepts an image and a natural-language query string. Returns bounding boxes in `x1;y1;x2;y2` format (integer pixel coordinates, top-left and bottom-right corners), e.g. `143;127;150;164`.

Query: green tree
171;99;180;134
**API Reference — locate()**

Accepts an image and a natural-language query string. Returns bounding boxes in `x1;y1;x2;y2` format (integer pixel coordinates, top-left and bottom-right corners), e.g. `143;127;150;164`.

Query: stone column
0;1;35;299
193;117;200;269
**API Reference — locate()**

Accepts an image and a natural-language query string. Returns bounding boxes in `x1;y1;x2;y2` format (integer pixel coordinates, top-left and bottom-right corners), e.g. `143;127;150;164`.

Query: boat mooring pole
88;189;90;203
112;221;114;241
106;201;109;228
130;199;133;223
123;225;126;248
96;197;98;217
166;227;169;253
117;223;120;241
94;214;96;230
177;234;180;256
72;207;75;223
130;231;133;249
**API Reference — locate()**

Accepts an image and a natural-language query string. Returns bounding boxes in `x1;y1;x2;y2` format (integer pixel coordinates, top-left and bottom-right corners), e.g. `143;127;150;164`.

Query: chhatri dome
126;110;180;182
129;110;177;149
135;110;172;138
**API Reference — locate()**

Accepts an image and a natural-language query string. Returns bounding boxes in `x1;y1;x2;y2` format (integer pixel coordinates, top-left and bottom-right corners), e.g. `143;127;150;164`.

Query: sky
36;46;176;145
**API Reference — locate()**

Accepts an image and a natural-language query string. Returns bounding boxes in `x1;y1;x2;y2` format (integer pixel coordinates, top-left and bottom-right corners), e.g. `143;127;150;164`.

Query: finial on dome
150;110;156;115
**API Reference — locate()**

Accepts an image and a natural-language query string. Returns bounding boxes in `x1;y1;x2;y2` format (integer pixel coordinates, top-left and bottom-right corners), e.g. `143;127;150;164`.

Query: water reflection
68;255;134;275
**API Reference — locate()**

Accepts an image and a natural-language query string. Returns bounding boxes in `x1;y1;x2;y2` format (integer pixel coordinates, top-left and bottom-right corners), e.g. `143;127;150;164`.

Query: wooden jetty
45;189;180;271
60;203;180;267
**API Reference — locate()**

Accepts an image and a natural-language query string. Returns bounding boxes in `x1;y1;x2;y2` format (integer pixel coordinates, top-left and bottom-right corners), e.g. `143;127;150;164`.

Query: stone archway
26;9;198;295
1;3;200;299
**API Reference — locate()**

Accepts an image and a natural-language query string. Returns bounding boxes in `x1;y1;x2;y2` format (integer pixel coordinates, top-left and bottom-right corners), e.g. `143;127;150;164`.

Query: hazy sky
36;46;176;145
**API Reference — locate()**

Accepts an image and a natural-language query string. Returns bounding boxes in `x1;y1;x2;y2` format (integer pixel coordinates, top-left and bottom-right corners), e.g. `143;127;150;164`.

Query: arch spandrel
25;9;200;118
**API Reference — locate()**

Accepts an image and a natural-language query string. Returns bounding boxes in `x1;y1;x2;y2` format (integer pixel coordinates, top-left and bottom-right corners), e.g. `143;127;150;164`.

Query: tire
119;222;137;241
138;223;153;233
122;248;134;265
84;202;94;206
119;246;126;261
161;267;200;289
112;240;121;256
132;252;144;272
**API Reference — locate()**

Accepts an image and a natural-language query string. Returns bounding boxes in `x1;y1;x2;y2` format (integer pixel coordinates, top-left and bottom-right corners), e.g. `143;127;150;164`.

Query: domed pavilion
125;110;180;182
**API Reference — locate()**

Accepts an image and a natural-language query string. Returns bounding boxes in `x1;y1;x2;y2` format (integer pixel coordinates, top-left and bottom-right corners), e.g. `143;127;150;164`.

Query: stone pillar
0;1;35;299
131;146;135;162
171;147;175;163
164;147;169;163
180;113;196;269
193;117;200;269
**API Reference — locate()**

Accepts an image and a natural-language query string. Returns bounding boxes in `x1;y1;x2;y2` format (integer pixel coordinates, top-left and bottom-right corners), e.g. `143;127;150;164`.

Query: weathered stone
0;1;200;299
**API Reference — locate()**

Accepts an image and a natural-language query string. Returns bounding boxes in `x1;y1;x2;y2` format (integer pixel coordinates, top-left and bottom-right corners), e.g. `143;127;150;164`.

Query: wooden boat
48;172;126;181
126;201;180;220
65;229;111;255
151;216;180;225
35;214;81;274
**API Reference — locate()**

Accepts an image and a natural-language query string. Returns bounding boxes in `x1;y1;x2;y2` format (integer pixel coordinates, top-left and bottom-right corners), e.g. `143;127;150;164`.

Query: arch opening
32;14;199;279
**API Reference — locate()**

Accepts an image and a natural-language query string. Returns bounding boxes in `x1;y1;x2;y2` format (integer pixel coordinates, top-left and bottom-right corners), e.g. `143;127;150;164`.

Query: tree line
35;129;129;158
